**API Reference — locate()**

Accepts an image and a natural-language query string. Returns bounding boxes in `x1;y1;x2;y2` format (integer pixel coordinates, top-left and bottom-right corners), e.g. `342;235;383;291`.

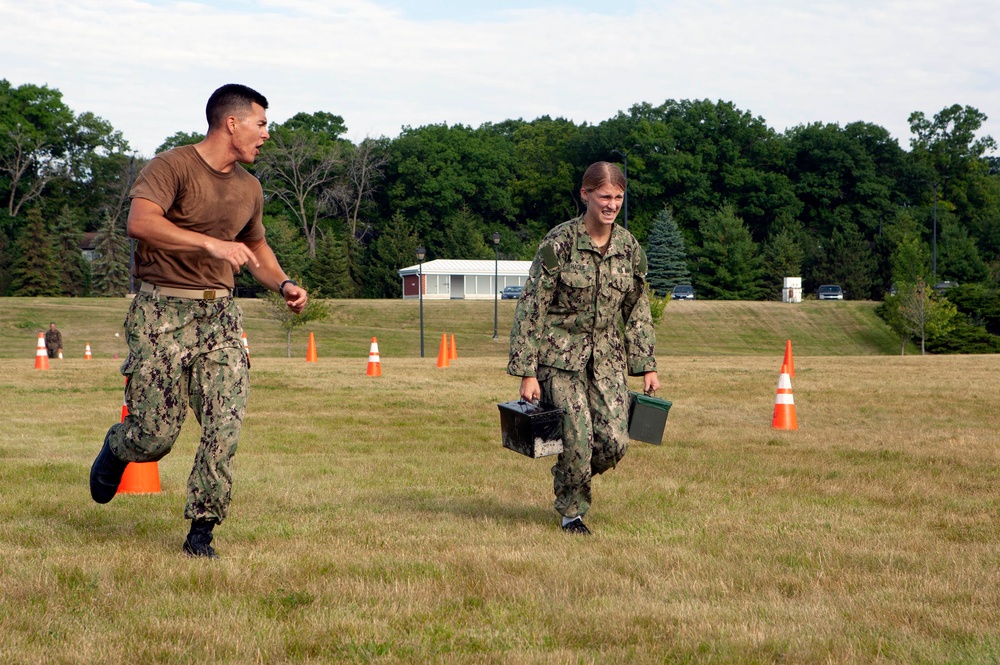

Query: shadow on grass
364;490;554;529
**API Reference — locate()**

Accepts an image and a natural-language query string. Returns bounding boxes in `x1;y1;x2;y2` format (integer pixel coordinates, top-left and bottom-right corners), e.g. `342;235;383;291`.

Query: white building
398;259;532;300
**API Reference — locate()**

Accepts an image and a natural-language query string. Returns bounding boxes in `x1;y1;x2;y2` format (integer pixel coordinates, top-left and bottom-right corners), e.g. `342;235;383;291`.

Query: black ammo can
628;392;672;444
497;400;564;458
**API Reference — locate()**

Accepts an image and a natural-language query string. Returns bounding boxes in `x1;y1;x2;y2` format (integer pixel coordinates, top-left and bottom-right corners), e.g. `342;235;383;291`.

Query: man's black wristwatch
279;279;297;297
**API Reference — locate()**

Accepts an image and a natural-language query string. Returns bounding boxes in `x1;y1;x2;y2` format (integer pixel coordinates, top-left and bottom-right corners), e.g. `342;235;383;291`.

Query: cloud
1;0;997;155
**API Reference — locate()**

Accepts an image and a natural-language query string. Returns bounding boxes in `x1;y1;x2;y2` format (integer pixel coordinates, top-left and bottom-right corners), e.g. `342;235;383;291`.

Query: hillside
0;296;909;360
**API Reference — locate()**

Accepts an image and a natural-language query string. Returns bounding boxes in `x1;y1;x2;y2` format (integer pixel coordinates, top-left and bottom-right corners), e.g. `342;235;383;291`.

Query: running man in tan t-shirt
89;84;308;559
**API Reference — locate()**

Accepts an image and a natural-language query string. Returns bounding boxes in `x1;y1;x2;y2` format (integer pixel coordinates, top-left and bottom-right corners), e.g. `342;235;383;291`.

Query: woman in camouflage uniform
508;162;660;535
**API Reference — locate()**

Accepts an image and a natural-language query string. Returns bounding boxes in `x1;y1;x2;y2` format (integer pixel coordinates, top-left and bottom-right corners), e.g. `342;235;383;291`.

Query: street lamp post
492;232;501;340
416;246;426;358
612;144;639;231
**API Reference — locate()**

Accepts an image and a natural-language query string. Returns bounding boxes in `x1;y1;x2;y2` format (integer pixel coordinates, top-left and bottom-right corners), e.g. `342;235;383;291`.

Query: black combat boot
90;429;129;504
183;519;220;559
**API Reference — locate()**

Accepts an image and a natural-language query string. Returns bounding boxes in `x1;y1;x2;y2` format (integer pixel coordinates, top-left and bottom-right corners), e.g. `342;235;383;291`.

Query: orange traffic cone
34;333;49;370
783;339;795;378
771;363;798;430
57;348;63;360
436;333;450;368
84;343;92;360
306;332;318;362
242;332;250;359
366;337;382;377
117;379;161;494
449;334;458;361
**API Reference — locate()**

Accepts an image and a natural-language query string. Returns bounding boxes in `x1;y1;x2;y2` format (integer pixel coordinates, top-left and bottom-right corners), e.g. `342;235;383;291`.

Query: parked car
817;285;844;300
501;285;523;300
670;285;696;300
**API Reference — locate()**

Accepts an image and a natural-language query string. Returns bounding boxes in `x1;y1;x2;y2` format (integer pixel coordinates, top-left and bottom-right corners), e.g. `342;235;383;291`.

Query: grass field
3;298;996;663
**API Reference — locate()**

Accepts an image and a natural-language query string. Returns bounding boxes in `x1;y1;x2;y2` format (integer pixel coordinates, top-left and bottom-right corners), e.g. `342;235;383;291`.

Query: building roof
398;259;532;276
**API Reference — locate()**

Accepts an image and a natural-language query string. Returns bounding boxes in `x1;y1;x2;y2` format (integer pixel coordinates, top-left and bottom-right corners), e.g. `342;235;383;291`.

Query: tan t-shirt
129;144;265;290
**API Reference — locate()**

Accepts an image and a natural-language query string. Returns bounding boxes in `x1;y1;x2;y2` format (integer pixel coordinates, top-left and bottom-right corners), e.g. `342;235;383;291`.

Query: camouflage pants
538;361;629;519
105;291;249;523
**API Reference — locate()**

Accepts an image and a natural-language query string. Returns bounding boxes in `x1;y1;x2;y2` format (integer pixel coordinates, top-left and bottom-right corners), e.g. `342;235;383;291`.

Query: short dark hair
206;84;268;131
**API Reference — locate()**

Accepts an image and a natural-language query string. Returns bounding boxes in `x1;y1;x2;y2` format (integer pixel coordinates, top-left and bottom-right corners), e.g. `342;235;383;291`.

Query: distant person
89;84;308;558
508;162;659;535
44;322;62;359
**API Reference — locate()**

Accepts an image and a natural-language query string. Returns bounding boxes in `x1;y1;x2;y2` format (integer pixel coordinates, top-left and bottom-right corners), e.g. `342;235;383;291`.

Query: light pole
492;232;501;340
612;144;639;231
416;246;425;358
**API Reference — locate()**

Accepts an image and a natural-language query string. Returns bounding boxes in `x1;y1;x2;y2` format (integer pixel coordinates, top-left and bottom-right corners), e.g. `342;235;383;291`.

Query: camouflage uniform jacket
508;216;657;380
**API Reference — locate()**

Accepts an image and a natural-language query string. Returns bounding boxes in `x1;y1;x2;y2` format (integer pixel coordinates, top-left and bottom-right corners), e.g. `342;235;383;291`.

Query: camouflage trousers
537;361;629;519
105;291;249;523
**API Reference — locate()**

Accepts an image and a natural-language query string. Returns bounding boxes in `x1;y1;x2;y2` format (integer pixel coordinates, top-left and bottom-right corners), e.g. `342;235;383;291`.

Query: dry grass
1;348;998;663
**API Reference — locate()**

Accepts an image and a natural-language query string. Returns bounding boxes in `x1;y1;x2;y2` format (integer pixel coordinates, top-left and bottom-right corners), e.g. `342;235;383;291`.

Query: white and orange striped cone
34;333;49;370
771;363;798;430
366;337;382;377
84;343;93;360
117;378;161;495
242;331;250;359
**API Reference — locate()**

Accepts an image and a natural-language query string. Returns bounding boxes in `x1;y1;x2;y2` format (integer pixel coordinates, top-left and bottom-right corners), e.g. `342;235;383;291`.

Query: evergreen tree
692;205;766;300
762;215;805;301
442;205;492;259
938;216;987;284
9;208;61;296
262;215;311;284
814;221;877;299
51;206;90;296
308;233;357;297
645;207;691;296
363;212;419;298
90;211;130;296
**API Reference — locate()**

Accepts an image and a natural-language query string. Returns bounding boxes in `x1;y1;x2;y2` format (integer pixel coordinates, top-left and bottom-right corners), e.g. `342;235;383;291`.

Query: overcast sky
2;0;997;157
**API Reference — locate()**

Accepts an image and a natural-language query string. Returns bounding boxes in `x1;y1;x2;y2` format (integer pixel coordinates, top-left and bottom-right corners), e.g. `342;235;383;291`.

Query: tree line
2;79;999;351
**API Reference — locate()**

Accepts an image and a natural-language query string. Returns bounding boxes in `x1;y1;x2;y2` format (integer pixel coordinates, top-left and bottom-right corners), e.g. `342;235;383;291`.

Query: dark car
670;285;696;300
817;285;844;300
501;285;523;300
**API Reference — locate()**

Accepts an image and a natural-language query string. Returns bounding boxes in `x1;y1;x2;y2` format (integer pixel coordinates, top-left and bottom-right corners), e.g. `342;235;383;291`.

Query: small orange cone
34;333;49;370
84;343;92;360
783;339;795;378
57;348;63;360
436;333;450;368
306;332;318;362
771;363;798;430
117;379;161;494
449;334;458;361
366;337;382;377
242;332;250;359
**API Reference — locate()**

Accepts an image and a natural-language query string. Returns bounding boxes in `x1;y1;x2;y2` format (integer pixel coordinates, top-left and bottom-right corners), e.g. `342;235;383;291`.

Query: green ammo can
628;391;672;445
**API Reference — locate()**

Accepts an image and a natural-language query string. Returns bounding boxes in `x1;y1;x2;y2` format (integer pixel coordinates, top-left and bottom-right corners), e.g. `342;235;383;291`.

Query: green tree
938;215;987;284
50;205;89;296
645;207;691;296
692;205;765;300
813;220;877;299
363;212;419;298
263;291;331;358
9;207;60;296
90;211;130;296
262;215;310;284
879;278;958;354
761;214;805;301
155;131;204;155
308;234;357;298
256;117;345;257
442;205;491;259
